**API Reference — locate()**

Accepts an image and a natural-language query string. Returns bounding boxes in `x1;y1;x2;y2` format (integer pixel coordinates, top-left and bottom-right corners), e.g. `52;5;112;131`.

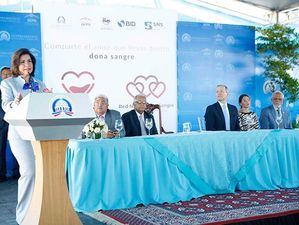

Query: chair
145;103;173;134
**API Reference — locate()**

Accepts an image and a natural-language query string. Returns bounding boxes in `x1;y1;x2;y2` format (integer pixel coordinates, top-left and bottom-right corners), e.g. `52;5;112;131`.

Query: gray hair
217;84;228;92
272;91;284;99
133;94;147;103
94;94;109;104
0;66;10;73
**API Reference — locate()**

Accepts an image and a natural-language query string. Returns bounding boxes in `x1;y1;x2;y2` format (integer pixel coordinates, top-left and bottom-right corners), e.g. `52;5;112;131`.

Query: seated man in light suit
83;94;125;138
204;84;240;131
260;91;292;129
122;94;158;137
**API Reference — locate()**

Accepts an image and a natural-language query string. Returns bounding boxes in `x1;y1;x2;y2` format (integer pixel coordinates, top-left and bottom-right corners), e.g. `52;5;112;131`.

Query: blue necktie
222;104;230;130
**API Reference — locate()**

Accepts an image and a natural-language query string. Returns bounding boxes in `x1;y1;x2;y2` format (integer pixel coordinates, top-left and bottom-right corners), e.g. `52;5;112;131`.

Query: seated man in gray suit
260;91;292;129
83;94;125;138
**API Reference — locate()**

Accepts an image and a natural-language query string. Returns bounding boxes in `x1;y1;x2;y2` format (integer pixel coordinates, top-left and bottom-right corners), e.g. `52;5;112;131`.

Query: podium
5;93;95;225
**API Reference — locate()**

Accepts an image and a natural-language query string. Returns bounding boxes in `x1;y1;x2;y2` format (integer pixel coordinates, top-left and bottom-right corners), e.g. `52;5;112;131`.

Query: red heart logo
61;71;95;93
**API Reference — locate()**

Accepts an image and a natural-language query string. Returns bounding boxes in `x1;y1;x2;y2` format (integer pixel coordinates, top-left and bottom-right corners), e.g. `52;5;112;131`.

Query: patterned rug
86;188;299;225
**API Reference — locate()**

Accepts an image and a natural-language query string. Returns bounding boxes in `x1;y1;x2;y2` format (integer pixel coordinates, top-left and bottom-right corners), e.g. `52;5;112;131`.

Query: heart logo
149;82;166;98
126;75;166;98
61;71;95;93
126;82;145;98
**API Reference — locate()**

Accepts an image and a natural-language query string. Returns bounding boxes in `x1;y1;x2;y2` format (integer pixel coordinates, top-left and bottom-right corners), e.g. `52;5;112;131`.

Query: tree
256;24;299;102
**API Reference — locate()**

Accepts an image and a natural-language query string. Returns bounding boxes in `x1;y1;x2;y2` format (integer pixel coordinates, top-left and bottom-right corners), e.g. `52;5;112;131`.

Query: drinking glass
182;122;191;133
197;117;206;132
145;118;153;135
114;119;123;138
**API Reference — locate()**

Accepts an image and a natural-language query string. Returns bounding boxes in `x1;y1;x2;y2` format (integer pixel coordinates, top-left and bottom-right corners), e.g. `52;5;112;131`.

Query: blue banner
0;11;42;177
177;22;256;131
0;12;42;80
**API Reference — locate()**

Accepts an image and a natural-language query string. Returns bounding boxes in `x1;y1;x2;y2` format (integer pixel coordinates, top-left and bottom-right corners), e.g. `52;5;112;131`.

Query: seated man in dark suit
83;94;125;138
259;91;292;129
122;94;158;137
204;84;240;131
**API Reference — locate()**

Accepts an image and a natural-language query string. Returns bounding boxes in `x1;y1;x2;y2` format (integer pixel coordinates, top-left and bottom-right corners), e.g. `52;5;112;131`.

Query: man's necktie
139;115;147;136
277;108;281;117
222;104;230;131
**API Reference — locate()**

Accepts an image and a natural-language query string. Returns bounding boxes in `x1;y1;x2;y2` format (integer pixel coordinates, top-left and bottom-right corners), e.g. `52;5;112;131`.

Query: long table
66;129;299;212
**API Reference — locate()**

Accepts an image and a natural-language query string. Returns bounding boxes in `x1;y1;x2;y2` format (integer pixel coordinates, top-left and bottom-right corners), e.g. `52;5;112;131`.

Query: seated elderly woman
238;94;259;131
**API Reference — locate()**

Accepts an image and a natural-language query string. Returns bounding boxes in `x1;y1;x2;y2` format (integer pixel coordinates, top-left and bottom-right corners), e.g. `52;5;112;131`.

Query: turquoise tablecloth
66;129;299;212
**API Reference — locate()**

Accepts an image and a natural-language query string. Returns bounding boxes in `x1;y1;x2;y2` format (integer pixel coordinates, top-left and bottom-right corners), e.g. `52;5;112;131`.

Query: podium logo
51;97;74;117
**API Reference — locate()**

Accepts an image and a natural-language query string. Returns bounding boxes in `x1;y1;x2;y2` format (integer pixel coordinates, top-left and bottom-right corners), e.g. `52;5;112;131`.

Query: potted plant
256;24;299;103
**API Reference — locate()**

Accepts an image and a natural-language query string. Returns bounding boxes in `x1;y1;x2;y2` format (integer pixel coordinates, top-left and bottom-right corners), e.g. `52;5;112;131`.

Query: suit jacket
0;76;46;140
204;102;240;131
104;109;125;137
0;90;5;120
122;109;158;137
259;105;292;129
0;90;8;129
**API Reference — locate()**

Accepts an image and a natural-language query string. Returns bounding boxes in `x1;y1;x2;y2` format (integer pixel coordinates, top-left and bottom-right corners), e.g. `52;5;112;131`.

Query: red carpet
89;188;299;225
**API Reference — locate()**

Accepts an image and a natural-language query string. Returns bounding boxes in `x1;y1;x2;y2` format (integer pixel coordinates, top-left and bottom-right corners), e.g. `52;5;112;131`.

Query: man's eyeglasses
135;101;147;105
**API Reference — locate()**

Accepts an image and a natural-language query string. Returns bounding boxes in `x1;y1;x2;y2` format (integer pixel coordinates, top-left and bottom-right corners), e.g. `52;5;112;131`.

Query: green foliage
256;24;299;102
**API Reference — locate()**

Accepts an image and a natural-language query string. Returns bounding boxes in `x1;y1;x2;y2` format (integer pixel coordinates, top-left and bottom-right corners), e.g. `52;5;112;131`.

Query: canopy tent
239;0;299;11
0;0;298;26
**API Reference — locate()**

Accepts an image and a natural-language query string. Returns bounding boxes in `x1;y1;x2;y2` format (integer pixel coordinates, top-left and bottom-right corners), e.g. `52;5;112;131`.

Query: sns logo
144;21;163;30
145;22;152;30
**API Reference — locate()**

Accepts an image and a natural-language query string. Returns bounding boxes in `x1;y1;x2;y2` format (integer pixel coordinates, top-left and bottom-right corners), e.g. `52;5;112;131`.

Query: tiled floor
0;178;105;225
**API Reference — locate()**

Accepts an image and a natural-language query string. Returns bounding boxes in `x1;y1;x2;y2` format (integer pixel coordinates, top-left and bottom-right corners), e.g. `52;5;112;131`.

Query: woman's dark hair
238;94;250;105
11;48;36;77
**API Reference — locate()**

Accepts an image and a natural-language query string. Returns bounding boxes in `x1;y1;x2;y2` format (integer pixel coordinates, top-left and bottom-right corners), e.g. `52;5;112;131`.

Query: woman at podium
0;48;50;224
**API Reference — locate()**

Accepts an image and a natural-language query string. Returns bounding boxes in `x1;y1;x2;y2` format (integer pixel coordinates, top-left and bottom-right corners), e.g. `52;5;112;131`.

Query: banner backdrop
177;22;255;131
38;3;178;132
254;61;299;122
0;12;42;80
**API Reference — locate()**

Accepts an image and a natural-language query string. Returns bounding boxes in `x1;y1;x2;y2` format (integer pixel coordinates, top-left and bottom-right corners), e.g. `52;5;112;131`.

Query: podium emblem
51;97;74;117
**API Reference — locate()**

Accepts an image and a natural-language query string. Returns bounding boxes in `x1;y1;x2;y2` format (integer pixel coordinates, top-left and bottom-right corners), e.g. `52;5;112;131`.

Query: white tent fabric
0;0;298;25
